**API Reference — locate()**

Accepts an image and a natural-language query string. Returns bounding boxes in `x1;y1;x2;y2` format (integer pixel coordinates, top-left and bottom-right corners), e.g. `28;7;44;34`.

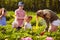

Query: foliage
0;11;60;40
0;0;60;12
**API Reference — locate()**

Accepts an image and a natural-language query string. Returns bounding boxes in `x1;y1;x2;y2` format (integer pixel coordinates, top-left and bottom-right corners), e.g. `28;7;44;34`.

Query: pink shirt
15;9;25;27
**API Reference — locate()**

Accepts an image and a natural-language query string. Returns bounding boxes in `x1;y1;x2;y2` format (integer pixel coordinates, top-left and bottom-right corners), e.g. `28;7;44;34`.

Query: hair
37;10;43;16
27;16;32;19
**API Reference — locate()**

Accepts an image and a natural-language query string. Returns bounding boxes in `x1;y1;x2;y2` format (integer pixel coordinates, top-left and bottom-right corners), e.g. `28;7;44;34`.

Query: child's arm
36;15;39;27
40;18;49;36
0;8;6;18
44;18;49;32
2;8;6;17
24;23;27;30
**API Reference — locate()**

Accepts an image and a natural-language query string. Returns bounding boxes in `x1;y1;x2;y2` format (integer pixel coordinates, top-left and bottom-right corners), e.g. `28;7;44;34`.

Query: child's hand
36;16;39;21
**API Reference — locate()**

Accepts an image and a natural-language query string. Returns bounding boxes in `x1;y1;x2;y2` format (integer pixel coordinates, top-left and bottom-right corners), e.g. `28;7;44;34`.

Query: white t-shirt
24;22;32;29
52;19;60;26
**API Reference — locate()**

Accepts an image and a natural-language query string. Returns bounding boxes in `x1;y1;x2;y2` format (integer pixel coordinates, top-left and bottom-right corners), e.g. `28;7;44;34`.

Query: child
0;7;6;26
36;9;60;35
24;16;32;30
12;2;26;30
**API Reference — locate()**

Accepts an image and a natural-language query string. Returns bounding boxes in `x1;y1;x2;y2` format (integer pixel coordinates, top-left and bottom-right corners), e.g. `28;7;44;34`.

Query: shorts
52;19;60;26
0;17;6;26
12;21;18;28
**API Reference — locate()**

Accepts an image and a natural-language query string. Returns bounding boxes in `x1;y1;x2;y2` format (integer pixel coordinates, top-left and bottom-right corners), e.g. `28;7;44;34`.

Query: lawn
0;11;60;40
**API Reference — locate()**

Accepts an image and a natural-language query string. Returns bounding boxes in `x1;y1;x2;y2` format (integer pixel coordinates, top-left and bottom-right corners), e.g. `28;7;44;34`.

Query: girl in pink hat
12;2;26;30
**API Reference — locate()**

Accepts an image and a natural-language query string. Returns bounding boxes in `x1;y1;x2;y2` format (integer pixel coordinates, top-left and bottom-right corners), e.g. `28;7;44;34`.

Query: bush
0;11;60;40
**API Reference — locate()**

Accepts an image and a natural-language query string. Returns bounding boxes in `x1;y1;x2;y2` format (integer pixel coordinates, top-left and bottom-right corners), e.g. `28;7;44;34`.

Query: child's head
26;16;32;22
18;2;24;9
37;10;44;17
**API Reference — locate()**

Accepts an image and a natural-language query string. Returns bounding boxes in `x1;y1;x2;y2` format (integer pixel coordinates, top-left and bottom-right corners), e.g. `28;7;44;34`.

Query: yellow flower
32;26;39;32
13;15;15;18
5;39;8;40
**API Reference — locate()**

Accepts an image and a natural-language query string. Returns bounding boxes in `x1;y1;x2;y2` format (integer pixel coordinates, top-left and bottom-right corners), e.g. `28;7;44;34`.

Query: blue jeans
0;16;6;26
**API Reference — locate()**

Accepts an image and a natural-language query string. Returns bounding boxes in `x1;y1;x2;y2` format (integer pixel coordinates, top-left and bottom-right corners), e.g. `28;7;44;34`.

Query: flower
46;37;54;40
21;37;32;40
21;38;25;40
5;39;8;40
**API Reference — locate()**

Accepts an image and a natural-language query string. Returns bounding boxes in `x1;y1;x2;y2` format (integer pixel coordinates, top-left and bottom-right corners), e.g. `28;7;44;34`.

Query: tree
0;0;59;12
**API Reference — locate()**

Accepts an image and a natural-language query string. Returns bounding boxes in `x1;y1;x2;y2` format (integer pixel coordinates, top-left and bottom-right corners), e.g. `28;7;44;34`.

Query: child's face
19;6;24;9
26;18;32;22
37;10;44;17
39;13;44;17
46;13;51;19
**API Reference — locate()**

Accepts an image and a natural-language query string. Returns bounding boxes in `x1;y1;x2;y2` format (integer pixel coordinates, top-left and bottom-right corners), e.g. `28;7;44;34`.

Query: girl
12;2;26;30
0;7;6;26
36;9;60;35
24;16;32;30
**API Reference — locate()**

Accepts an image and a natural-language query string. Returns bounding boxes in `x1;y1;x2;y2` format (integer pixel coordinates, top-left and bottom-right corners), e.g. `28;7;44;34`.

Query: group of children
0;1;60;32
12;2;32;30
12;2;60;32
0;2;60;40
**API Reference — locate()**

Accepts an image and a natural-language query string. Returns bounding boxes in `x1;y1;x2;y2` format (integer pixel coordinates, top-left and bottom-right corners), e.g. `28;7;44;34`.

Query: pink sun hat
46;37;54;40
